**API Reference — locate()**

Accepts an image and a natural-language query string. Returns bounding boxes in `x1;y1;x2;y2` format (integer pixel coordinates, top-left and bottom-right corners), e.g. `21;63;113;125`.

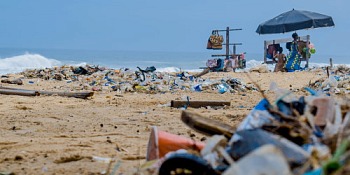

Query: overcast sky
0;0;347;57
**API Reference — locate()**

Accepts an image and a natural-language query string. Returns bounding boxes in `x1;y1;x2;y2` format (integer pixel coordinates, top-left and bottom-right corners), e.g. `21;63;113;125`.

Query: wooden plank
0;86;93;99
266;38;292;45
171;100;230;108
265;35;309;45
0;89;38;96
215;28;242;32
211;54;242;57
211;54;228;57
39;91;94;99
181;111;235;138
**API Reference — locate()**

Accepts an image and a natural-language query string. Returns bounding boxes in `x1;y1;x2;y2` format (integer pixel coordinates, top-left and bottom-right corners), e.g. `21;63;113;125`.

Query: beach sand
0;69;334;174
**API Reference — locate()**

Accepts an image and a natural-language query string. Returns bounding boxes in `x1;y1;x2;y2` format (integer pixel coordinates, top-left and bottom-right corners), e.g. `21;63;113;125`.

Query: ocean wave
0;53;62;75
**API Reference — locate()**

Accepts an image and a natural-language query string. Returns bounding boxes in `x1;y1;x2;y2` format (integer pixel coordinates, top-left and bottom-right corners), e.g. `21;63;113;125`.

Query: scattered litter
1;65;258;96
5;64;350;174
138;74;350;174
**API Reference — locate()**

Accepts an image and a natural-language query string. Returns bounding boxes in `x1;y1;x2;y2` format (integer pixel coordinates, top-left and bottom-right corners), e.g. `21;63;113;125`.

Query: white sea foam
0;53;62;75
156;67;181;73
71;62;88;67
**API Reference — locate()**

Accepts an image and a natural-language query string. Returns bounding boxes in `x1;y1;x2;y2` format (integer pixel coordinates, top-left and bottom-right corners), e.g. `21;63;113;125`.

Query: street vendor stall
204;27;246;72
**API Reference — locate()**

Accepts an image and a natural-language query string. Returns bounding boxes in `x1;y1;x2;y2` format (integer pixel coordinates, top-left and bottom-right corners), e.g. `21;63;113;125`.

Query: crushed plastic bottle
217;84;228;94
192;84;202;92
217;79;232;94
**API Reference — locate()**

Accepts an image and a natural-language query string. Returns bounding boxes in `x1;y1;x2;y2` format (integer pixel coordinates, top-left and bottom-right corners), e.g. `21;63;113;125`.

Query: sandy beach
1;0;349;174
0;68;342;174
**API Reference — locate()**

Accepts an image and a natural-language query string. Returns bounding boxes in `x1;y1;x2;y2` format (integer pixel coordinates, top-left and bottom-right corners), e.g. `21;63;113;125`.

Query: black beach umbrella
256;9;335;34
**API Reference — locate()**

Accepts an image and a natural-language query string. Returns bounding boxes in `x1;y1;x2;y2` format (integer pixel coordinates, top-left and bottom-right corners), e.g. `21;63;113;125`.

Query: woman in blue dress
284;33;301;72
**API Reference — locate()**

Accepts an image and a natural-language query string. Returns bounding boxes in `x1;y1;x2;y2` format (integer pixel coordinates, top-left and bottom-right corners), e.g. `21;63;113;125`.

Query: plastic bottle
269;82;297;103
328;75;338;88
217;84;228;94
192;84;202;92
217;79;232;94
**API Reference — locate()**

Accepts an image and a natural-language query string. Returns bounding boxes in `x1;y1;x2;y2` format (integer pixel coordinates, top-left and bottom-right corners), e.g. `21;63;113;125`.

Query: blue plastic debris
303;168;322;175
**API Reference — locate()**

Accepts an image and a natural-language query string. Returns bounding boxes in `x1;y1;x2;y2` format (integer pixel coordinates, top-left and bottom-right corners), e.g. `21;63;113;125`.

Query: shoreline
0;50;349;76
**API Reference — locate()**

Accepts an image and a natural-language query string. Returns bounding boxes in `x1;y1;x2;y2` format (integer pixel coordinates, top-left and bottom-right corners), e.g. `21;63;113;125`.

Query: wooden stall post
263;40;267;64
226;27;230;60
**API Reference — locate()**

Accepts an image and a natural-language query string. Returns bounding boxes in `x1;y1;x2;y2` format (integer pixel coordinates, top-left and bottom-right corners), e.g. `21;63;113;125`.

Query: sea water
0;48;349;75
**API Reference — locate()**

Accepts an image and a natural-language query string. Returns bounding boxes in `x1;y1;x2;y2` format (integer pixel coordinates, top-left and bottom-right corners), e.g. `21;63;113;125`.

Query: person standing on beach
284;33;301;72
273;48;286;72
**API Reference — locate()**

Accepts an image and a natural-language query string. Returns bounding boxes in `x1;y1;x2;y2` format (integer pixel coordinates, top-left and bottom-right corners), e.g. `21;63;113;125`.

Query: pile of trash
2;65;257;94
20;65;105;80
4;64;350;96
309;66;350;95
138;81;350;175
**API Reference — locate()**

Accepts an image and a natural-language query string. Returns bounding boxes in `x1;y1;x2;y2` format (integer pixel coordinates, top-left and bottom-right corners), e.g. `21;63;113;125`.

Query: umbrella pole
306;35;310;68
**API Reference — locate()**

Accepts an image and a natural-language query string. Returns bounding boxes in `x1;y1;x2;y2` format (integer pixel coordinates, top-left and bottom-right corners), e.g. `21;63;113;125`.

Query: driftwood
39;91;94;99
181;111;235;138
0;89;38;96
193;68;210;78
171;100;230;108
0;86;93;99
